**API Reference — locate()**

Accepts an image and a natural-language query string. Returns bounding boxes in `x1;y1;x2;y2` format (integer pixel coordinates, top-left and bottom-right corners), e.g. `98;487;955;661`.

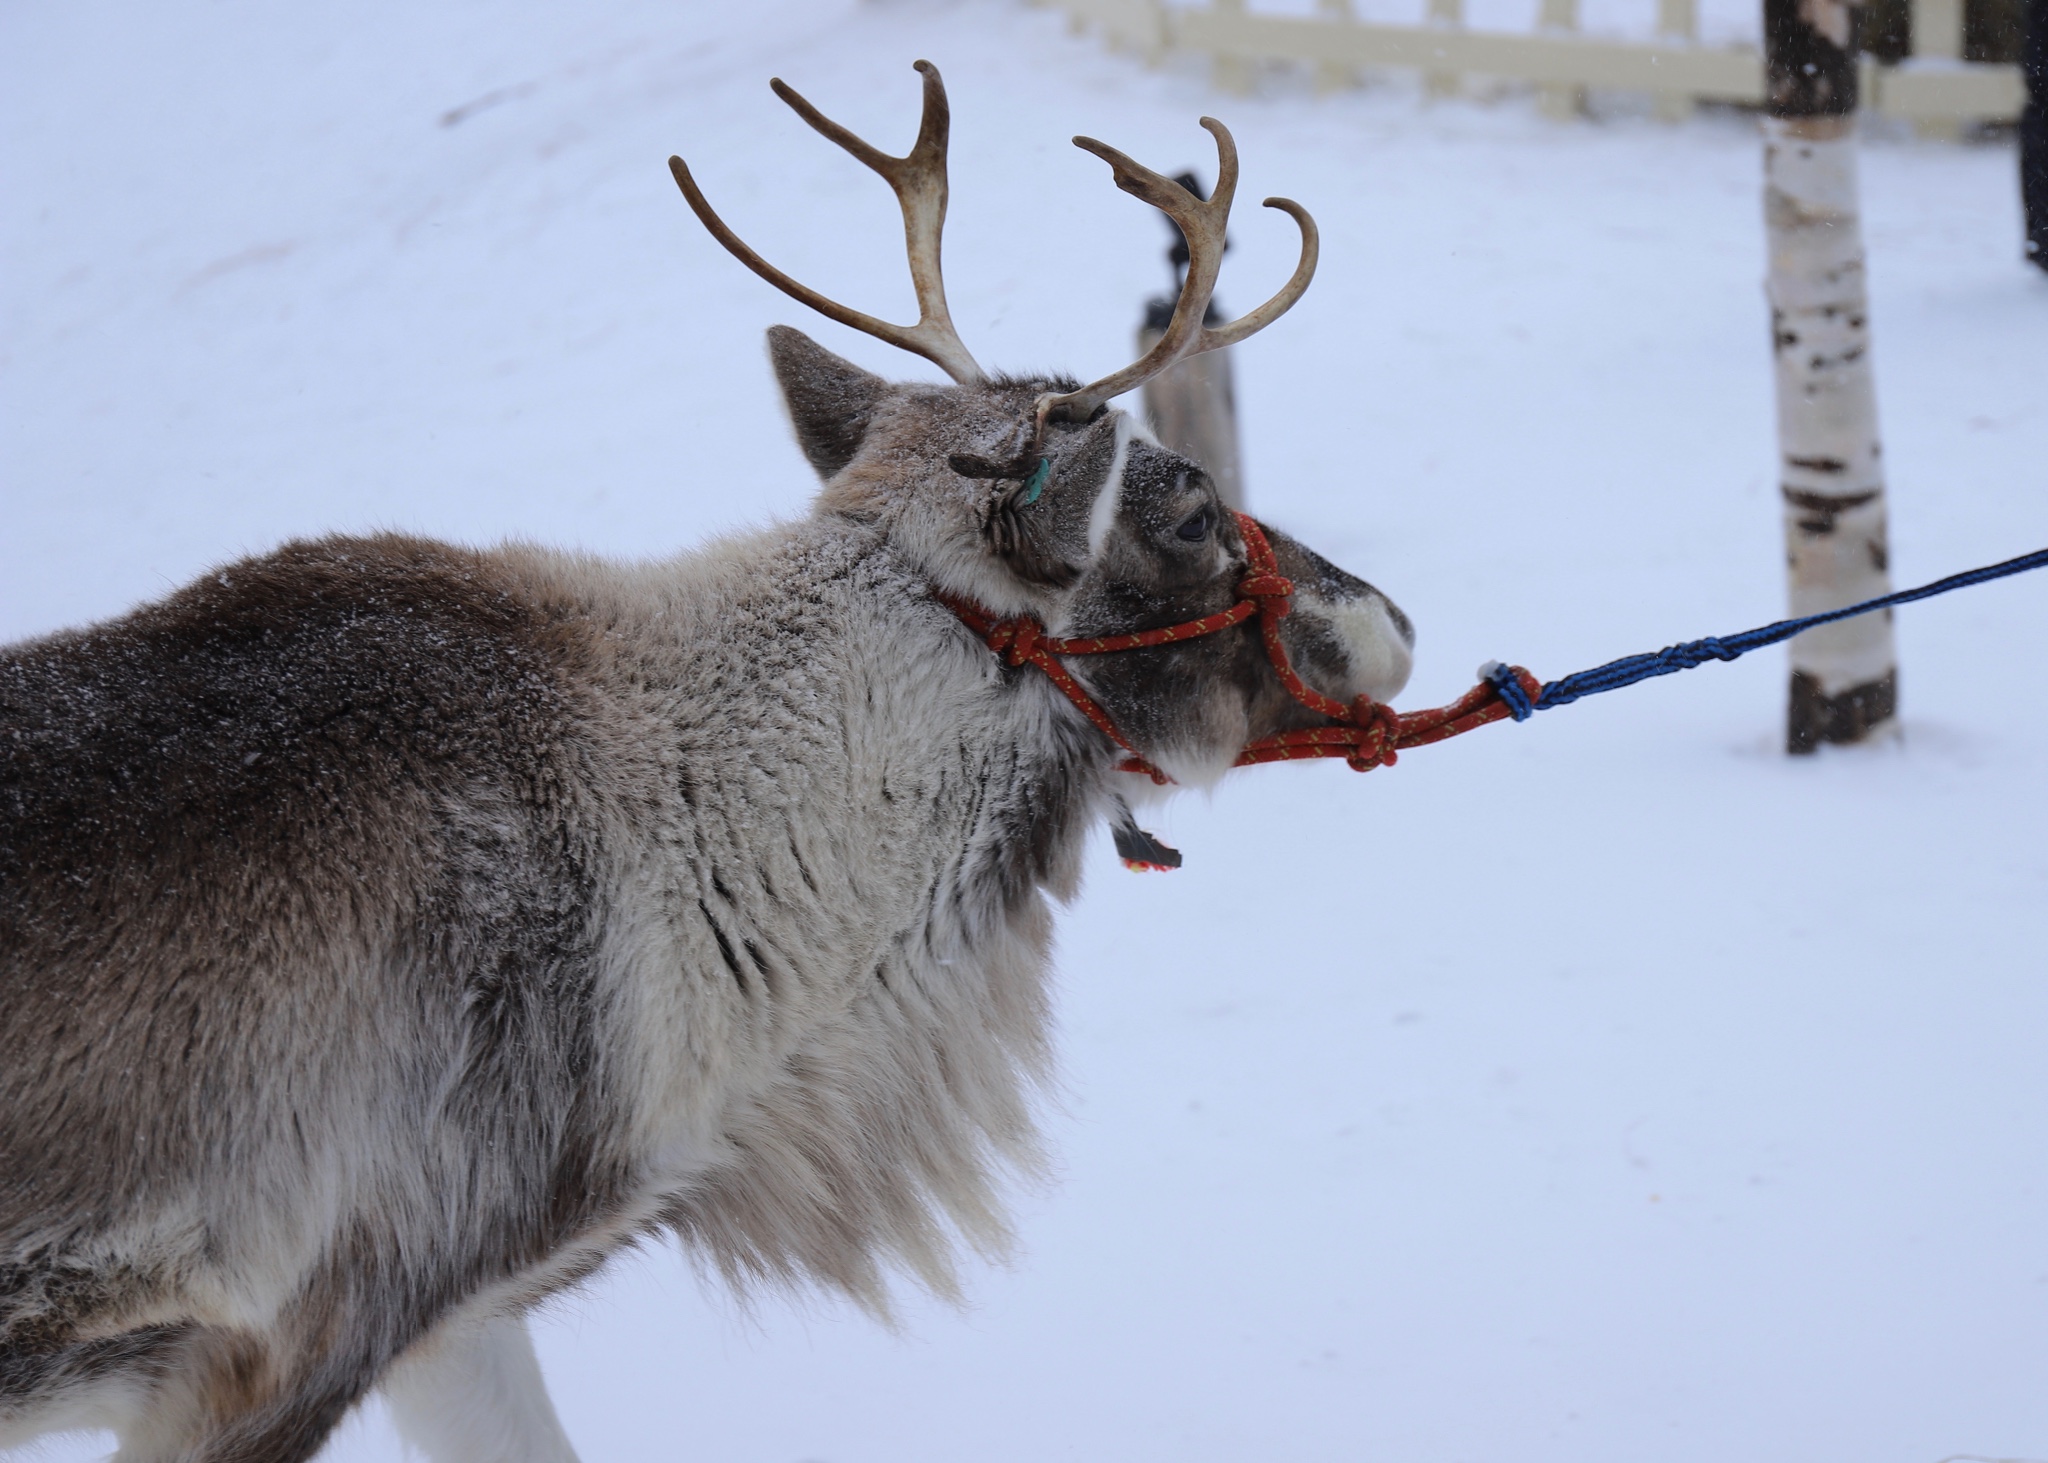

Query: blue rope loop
1485;546;2048;717
1482;661;1535;721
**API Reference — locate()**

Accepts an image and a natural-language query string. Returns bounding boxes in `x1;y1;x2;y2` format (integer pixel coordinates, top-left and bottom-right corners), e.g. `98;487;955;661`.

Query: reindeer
0;62;1413;1463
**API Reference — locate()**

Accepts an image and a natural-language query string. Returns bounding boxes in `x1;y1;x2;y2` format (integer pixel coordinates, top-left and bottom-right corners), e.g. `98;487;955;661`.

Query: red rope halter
937;512;1540;785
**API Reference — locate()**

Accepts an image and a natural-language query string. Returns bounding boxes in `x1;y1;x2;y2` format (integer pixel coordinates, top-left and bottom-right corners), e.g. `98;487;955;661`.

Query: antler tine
1202;197;1319;351
1036;117;1318;427
668;60;984;384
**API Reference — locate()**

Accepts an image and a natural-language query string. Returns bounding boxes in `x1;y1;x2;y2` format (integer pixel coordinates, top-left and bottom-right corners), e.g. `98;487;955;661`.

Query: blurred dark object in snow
2025;0;2048;270
1860;0;2024;61
1967;0;2028;59
1137;171;1245;510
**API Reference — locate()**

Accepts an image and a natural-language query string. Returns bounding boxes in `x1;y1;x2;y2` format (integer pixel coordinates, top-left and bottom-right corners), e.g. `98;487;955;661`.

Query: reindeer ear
767;326;888;480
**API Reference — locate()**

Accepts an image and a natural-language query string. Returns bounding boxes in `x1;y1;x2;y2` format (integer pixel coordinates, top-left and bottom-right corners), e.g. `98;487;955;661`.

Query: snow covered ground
5;1;2047;1460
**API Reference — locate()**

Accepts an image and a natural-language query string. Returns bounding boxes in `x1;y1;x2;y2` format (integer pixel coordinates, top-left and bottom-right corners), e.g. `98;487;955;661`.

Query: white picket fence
1036;0;2026;129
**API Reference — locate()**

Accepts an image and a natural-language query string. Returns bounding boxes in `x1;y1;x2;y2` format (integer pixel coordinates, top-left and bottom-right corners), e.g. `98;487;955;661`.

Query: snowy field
6;1;2048;1460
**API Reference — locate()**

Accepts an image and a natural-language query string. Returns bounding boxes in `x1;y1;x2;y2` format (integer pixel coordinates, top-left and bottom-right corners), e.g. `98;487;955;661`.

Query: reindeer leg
105;1325;352;1463
383;1312;580;1463
108;1259;541;1463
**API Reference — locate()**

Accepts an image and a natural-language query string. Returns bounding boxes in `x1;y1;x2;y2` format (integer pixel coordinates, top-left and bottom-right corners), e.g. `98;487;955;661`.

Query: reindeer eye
1175;509;1212;542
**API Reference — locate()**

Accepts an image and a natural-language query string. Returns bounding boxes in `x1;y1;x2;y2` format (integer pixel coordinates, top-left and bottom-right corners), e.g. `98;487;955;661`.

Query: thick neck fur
498;516;1116;1306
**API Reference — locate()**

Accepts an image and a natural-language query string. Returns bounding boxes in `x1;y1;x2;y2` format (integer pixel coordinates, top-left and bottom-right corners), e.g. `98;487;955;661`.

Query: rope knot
1343;696;1400;771
988;616;1041;667
1480;661;1540;721
1237;572;1294;619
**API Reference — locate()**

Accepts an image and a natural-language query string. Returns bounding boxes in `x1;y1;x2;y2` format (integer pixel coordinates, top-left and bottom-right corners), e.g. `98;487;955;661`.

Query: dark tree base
1765;0;1858;113
1787;669;1898;753
2024;98;2047;270
2028;0;2047;268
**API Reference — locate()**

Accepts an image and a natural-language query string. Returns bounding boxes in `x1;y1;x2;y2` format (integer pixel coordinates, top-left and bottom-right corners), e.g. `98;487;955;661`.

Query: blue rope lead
1481;545;2048;721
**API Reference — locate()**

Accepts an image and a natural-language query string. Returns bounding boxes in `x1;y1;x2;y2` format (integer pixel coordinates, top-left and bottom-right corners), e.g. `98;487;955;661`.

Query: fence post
1427;0;1465;96
1910;0;1966;55
1537;0;1586;116
1316;0;1360;91
1657;0;1700;119
1910;0;1969;135
1762;0;1900;751
1213;0;1255;94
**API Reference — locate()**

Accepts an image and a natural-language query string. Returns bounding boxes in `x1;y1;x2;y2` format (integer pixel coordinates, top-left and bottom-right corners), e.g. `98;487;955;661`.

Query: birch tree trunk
1763;0;1899;751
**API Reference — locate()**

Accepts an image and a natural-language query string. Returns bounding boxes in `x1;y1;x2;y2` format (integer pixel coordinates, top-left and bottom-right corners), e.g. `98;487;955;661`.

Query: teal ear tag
1019;458;1050;507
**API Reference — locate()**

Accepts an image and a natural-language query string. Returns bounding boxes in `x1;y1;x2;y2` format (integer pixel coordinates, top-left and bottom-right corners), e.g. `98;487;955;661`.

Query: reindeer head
671;62;1413;789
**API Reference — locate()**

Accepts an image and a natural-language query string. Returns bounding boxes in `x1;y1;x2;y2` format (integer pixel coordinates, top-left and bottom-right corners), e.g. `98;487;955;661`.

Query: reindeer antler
669;60;985;384
1036;118;1318;425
